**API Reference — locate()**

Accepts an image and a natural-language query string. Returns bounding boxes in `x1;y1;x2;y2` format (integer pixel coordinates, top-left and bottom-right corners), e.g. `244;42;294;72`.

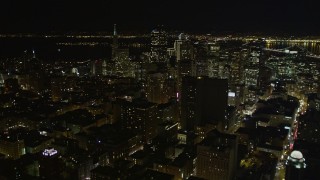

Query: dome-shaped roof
290;150;303;159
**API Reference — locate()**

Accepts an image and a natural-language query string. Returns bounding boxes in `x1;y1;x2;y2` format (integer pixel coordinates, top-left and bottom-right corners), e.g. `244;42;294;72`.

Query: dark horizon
0;0;320;35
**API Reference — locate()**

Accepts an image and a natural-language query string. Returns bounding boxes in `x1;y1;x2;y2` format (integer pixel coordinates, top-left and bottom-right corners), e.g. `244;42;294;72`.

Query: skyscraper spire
32;49;36;59
114;24;117;36
112;24;119;59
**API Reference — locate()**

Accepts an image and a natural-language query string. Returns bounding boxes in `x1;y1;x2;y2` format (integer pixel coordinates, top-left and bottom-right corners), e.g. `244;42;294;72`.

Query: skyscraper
145;72;168;104
108;24;134;77
118;98;158;143
112;24;119;60
196;130;238;180
180;76;228;131
102;60;107;75
151;26;168;63
174;33;194;62
285;150;307;180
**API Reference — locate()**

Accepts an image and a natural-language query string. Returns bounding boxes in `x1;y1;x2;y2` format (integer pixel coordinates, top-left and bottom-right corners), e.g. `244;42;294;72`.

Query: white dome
290;150;303;159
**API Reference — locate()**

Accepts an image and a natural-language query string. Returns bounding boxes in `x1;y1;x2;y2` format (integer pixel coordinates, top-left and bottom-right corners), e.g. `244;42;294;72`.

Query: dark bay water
1;37;319;62
0;37;111;60
0;36;149;61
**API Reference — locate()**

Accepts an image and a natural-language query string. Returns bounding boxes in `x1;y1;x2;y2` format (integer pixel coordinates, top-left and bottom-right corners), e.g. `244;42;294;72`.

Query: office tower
297;108;320;144
207;58;218;78
174;39;183;61
167;48;175;57
258;66;272;90
178;60;196;77
244;68;259;87
151;26;168;62
174;33;194;61
39;150;64;179
114;49;128;75
285;150;306;180
196;130;238;180
176;59;196;102
242;49;260;109
229;50;242;85
228;92;236;106
194;42;209;77
91;60;103;76
244;49;260;87
108;24;134;77
145;72;168;104
207;41;220;57
118;98;158;143
180;76;228;131
207;42;220;79
102;60;107;75
22;50;41;75
112;24;119;60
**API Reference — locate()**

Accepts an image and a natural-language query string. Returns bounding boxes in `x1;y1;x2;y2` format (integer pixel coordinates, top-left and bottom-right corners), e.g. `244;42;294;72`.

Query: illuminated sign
284;126;291;130
42;148;58;156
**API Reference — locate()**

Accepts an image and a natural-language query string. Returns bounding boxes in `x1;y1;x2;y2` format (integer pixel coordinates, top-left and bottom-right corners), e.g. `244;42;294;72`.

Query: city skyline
0;1;320;180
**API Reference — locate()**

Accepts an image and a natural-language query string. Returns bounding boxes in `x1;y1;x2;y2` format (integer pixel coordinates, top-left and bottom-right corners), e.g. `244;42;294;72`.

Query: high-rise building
180;76;228;131
145;72;169;104
196;130;238;180
102;60;107;75
177;60;196;101
285;150;307;180
151;26;168;62
108;24;135;77
194;42;210;77
229;50;244;85
174;39;183;61
112;24;119;60
118;98;158;143
297;108;320;144
207;41;220;79
244;68;259;87
91;60;103;76
174;33;194;61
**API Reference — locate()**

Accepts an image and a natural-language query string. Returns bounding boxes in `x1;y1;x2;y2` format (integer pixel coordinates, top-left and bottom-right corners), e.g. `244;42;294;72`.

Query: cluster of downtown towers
0;25;319;180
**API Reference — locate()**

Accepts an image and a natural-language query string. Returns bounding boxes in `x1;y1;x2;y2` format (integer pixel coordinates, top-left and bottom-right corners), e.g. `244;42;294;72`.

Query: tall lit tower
32;49;36;59
113;24;117;36
102;60;107;76
151;26;168;62
285;150;307;180
112;24;119;60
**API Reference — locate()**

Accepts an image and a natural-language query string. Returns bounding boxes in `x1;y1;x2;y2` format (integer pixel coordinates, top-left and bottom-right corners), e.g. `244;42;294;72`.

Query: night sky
0;0;319;34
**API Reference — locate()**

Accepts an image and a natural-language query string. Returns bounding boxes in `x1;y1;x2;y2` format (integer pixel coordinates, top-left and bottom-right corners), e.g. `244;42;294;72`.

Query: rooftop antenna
32;49;36;59
114;24;117;36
